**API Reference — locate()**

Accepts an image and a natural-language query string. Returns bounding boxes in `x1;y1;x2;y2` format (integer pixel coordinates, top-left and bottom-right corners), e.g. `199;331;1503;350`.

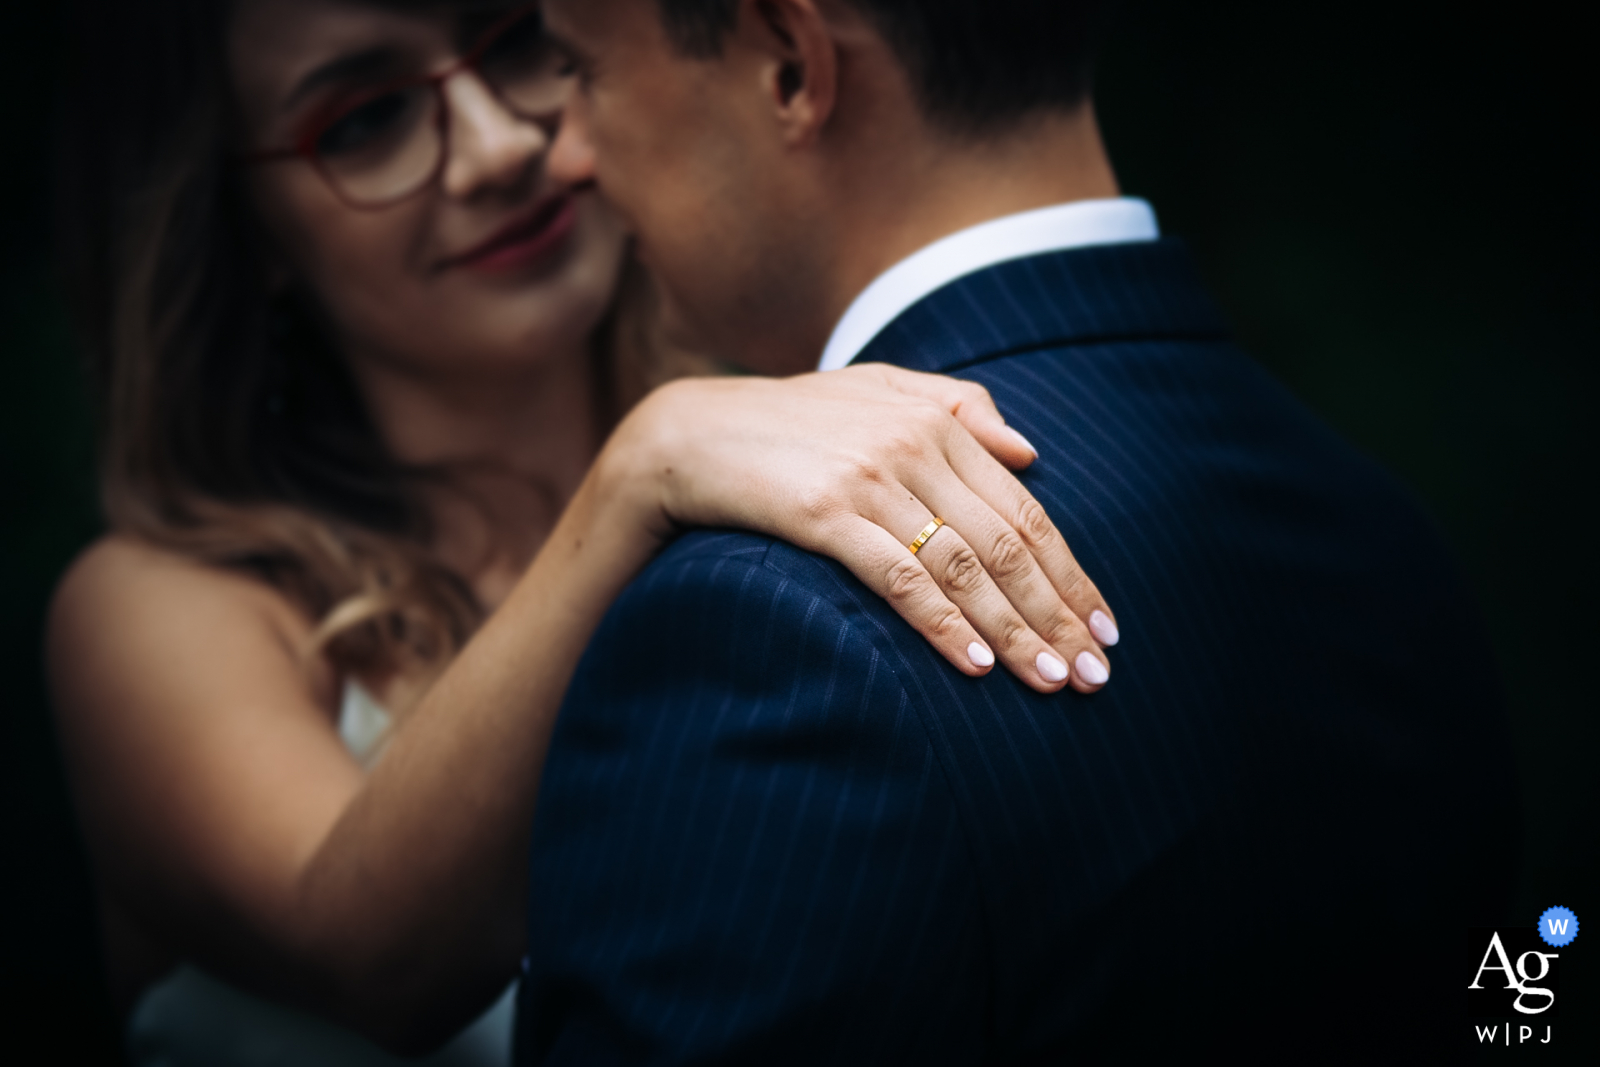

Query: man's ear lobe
750;0;837;144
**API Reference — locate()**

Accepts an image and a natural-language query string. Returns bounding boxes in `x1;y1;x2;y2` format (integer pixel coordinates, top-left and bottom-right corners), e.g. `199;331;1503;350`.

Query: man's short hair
655;0;1115;132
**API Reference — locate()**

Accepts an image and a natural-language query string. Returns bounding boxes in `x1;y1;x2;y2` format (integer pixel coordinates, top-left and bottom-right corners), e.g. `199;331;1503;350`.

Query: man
517;1;1514;1061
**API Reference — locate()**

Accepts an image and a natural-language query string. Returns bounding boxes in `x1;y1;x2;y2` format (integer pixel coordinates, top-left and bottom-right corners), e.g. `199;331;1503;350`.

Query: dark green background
3;0;1593;1060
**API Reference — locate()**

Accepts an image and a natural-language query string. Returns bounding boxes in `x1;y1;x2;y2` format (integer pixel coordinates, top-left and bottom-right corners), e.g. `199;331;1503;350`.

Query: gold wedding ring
908;518;947;555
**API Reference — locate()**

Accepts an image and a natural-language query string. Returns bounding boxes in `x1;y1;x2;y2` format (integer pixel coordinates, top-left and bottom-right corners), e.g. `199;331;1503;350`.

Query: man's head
655;0;1111;133
543;0;1118;372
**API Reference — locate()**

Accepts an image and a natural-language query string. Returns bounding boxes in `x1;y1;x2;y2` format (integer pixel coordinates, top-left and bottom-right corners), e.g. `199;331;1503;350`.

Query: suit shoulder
568;528;940;746
652;528;779;568
630;527;888;624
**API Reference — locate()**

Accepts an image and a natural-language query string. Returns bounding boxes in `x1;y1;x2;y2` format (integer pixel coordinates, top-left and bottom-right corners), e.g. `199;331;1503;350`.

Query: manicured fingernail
1036;652;1069;683
1075;652;1110;686
1006;428;1039;459
968;642;995;668
1089;610;1120;647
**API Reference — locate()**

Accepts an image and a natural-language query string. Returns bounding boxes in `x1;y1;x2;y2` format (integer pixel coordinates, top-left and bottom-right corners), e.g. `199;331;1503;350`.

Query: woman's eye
314;91;415;158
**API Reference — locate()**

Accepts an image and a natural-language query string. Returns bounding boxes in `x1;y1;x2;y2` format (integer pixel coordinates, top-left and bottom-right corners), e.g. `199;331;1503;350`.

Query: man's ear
746;0;838;146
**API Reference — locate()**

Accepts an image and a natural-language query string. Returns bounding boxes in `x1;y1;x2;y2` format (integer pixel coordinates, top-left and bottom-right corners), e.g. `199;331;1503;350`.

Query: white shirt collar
817;197;1160;372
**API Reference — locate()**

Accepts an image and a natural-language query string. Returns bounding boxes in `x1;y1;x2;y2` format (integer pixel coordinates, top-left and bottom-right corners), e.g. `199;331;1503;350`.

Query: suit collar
850;239;1231;376
818;199;1160;371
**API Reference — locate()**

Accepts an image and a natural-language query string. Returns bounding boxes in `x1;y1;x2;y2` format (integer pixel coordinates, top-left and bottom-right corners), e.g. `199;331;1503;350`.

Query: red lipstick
446;195;578;274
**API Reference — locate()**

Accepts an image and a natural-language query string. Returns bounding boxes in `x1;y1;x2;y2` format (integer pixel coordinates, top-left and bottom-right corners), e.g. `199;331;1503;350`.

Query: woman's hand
606;364;1120;694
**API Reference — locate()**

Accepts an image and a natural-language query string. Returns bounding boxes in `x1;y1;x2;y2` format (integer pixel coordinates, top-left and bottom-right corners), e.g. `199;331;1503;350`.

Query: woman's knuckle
1014;499;1055;548
885;556;930;601
988;531;1032;580
994;617;1032;653
868;420;917;459
1043;613;1082;649
795;484;842;524
1057;566;1090;600
940;546;986;594
930;605;967;641
960;381;993;404
845;453;890;487
913;399;952;433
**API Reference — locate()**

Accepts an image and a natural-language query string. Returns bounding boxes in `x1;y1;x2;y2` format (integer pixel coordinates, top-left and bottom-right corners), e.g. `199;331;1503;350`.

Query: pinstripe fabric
517;240;1513;1064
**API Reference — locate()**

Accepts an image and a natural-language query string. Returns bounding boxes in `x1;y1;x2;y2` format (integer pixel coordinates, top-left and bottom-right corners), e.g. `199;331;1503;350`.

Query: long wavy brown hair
56;0;697;685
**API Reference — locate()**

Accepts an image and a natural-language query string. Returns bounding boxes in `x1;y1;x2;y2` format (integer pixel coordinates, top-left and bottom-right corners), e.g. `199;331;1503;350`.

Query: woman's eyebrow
283;47;399;112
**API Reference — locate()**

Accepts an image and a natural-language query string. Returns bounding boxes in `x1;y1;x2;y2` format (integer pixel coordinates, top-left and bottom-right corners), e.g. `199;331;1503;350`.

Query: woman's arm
50;367;1116;1052
50;485;656;1052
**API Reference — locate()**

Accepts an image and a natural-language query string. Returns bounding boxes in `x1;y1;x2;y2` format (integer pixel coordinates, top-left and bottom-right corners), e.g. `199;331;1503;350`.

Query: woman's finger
895;514;1087;693
853;364;1039;471
912;490;1111;694
833;462;1088;693
930;424;1122;653
805;516;1004;680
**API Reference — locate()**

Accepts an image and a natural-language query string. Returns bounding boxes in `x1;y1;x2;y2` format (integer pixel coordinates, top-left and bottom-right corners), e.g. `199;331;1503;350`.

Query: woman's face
231;0;627;384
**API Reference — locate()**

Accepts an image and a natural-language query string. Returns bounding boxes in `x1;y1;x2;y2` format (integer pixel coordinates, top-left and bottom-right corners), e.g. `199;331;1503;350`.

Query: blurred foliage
2;0;1594;1061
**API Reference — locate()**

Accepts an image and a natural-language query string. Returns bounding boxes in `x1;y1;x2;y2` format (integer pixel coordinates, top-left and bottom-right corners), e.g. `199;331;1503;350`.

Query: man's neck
815;103;1120;354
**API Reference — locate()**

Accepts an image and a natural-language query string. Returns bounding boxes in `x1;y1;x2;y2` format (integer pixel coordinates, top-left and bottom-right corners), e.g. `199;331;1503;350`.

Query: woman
48;0;1121;1063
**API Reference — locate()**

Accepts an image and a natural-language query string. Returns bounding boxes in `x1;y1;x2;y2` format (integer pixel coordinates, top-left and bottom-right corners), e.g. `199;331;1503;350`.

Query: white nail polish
1089;610;1121;647
968;642;995;668
1075;652;1110;686
1036;652;1069;683
1007;427;1040;459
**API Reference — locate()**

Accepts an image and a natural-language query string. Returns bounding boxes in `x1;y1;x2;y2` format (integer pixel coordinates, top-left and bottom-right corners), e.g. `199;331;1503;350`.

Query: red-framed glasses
239;6;571;209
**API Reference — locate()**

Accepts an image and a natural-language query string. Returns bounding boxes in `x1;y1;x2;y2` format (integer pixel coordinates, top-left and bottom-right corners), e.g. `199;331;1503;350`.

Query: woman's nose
439;73;550;198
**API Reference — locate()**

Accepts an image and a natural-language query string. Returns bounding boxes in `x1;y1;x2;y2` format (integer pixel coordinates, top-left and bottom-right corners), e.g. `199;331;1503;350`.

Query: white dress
126;683;517;1067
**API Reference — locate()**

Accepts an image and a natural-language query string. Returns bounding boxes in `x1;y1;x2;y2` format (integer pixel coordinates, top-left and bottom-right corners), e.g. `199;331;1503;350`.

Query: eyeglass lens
315;10;570;206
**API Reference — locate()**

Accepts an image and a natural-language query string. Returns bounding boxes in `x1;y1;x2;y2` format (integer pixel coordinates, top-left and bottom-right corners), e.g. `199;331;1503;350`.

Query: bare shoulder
48;535;334;727
49;537;364;970
53;534;302;623
52;535;310;648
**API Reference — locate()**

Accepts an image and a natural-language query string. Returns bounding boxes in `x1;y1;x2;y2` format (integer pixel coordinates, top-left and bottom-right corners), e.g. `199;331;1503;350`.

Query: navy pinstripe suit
517;241;1513;1064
